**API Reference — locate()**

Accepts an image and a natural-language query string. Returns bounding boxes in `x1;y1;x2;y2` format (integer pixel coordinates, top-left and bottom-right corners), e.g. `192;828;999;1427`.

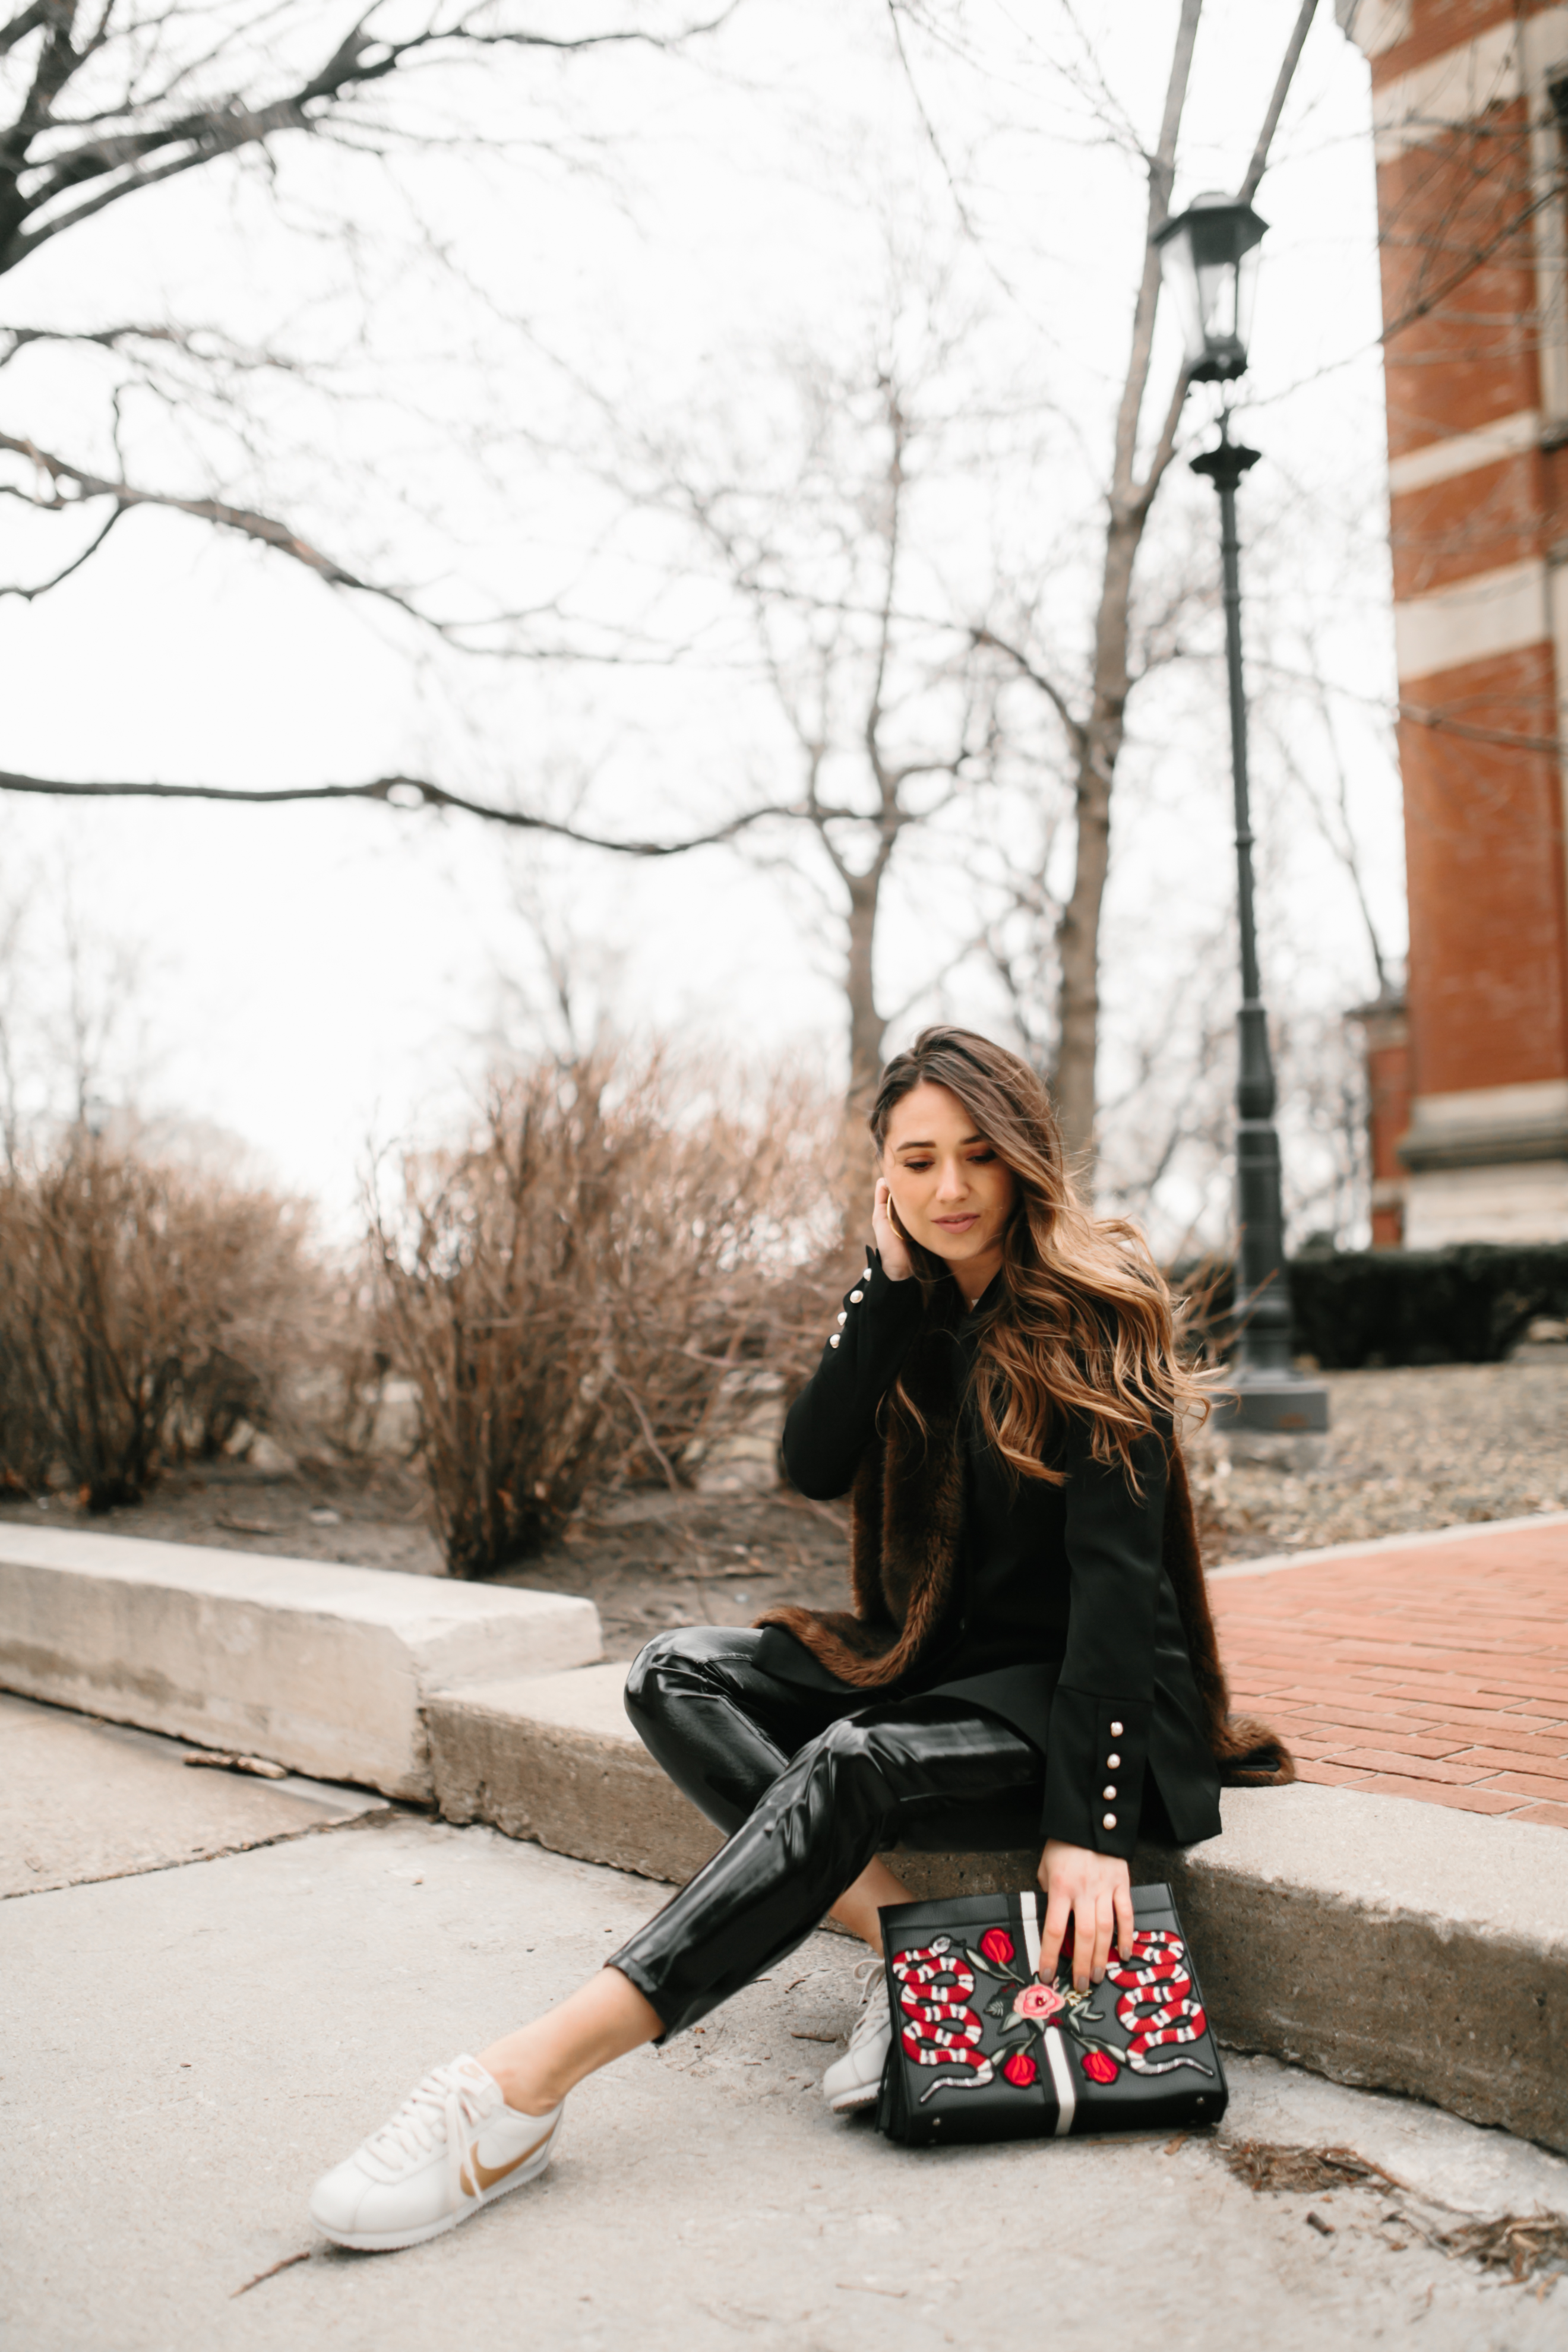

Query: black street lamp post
1155;195;1329;1446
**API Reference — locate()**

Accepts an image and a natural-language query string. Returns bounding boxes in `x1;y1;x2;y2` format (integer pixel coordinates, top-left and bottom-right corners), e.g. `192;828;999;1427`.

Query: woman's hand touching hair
1037;1840;1134;1994
872;1178;916;1282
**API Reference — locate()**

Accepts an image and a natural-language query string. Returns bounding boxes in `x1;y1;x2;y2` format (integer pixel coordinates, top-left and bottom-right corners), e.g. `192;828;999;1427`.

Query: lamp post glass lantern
1158;196;1329;1449
1153;194;1266;383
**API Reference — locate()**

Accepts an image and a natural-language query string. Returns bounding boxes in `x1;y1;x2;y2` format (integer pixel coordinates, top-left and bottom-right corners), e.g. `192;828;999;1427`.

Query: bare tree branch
969;625;1088;759
0;495;122;598
0;425;415;595
0;428;668;656
0;6;738;270
0;766;796;856
0;9;52;64
1108;0;1200;509
1240;0;1318;205
1379;184;1562;344
1398;698;1568;760
0;319;301;372
1131;349;1191;520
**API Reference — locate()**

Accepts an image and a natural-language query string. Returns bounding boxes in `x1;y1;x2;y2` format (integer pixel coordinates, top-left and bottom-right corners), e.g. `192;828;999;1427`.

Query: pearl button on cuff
836;1310;846;1326
1107;1753;1121;1769
1109;1721;1124;1737
829;1334;840;1348
1102;1784;1116;1800
849;1289;863;1303
1102;1812;1117;1830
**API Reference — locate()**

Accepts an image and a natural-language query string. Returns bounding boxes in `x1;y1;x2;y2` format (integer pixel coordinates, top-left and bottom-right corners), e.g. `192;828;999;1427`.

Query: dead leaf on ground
183;1752;289;1779
1222;2140;1403;2196
1221;2142;1568;2285
1430;2212;1568;2285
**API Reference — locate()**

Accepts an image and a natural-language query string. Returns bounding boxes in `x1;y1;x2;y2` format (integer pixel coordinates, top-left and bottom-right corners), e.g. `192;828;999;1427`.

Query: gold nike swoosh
463;2122;554;2198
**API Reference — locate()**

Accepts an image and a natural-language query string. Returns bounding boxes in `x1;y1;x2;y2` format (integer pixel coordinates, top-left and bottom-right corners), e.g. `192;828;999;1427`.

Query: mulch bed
1190;1358;1567;1561
2;1361;1563;1668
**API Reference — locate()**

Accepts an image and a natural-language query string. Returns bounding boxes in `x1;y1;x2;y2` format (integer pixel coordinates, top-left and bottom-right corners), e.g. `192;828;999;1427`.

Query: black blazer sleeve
1039;1418;1169;1860
781;1248;925;1500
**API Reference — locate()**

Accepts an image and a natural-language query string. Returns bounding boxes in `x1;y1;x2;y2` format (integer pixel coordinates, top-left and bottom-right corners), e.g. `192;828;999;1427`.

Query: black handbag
874;1880;1228;2146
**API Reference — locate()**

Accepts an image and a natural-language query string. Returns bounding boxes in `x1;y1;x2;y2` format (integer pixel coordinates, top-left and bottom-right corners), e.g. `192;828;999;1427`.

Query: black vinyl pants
608;1626;1044;2038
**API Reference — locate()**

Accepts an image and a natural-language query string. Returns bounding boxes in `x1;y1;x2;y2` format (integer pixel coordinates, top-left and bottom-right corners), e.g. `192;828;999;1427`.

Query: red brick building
1340;0;1568;1243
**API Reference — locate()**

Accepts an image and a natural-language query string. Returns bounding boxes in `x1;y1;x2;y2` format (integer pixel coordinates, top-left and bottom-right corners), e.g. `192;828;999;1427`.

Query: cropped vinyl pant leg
611;1633;1042;2039
622;1625;853;1836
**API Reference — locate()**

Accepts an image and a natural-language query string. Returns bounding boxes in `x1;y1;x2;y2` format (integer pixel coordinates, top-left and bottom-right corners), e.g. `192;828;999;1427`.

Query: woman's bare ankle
829;1858;914;1953
478;1966;663;2115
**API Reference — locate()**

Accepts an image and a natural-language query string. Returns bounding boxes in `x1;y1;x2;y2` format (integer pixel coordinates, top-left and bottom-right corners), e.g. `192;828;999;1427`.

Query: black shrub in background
1172;1244;1568;1371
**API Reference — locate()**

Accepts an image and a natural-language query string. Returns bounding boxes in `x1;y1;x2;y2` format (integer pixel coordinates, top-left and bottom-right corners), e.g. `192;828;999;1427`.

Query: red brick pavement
1208;1519;1568;1829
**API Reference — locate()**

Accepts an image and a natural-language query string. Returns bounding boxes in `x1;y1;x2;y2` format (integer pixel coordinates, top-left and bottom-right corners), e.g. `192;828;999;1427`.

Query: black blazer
765;1251;1224;1858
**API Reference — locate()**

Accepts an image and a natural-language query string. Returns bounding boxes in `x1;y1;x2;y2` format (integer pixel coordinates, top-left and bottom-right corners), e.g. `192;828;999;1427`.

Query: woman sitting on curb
309;1026;1290;2250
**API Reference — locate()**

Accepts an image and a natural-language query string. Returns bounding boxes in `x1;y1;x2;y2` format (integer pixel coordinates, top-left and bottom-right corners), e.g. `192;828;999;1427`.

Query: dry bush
371;1049;849;1578
0;1136;342;1509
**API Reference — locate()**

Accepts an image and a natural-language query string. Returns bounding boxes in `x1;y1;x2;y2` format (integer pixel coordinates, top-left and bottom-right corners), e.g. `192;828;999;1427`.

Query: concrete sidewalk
0;1691;389;1896
7;1516;1568;2155
4;1701;1567;2352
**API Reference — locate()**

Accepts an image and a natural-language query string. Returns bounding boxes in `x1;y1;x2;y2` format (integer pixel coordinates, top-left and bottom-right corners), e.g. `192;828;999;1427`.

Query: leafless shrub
370;1049;849;1579
0;1135;342;1509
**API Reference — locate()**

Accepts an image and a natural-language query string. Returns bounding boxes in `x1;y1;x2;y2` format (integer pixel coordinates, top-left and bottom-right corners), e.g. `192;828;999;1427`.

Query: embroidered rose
1011;1983;1064;2021
1001;2050;1038;2088
978;1929;1014;1967
1080;2048;1119;2084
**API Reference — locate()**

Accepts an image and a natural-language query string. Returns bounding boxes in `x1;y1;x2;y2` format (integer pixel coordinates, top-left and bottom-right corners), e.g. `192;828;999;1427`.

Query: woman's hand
872;1178;915;1282
1036;1839;1134;1993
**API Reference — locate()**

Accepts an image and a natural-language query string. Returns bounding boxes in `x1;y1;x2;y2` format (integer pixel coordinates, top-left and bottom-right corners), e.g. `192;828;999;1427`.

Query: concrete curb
428;1665;1568;2153
1210;1507;1568;1580
0;1527;602;1799
429;1665;725;1883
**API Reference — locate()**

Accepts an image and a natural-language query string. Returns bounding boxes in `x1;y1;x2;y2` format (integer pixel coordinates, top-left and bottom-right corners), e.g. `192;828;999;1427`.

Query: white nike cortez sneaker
822;1958;893;2114
309;2055;562;2251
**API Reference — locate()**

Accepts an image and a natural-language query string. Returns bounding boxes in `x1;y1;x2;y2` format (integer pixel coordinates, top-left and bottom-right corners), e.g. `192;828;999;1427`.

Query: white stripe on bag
1044;2026;1076;2136
1020;1888;1042;1979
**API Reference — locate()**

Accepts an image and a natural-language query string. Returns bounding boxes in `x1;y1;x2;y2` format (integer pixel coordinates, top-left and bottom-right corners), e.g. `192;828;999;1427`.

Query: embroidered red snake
891;1924;1212;2100
889;1935;995;2099
1105;1929;1210;2075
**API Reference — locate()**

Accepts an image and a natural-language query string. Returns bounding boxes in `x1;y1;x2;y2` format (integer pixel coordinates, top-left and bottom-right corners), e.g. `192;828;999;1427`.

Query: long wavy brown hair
869;1026;1208;1485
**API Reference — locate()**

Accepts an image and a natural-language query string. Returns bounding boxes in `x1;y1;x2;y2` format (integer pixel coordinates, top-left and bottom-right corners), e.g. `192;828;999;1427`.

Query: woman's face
881;1080;1016;1282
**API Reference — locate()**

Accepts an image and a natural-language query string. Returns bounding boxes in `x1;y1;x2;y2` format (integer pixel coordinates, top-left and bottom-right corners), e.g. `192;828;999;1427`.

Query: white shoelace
846;1957;889;2054
363;2064;487;2179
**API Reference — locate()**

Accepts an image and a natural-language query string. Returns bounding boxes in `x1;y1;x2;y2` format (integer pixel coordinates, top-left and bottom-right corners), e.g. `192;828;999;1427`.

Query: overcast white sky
0;1;1397;1241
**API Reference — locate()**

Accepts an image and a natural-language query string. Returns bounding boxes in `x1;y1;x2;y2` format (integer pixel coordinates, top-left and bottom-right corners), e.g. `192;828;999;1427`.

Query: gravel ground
1194;1358;1568;1563
2;1360;1562;1635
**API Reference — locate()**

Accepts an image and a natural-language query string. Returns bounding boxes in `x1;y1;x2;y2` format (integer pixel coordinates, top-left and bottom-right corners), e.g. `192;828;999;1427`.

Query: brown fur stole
758;1339;1294;1787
